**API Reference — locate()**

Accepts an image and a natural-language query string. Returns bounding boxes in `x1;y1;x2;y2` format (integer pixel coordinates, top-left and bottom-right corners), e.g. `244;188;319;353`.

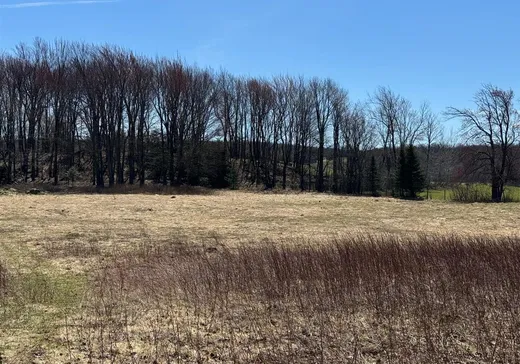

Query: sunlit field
1;190;520;363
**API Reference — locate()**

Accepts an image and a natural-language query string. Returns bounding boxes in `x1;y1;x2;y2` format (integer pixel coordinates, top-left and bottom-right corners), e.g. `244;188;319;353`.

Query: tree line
0;40;517;200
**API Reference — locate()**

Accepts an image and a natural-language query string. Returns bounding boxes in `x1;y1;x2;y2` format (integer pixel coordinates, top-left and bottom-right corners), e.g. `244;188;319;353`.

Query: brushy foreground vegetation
26;235;520;363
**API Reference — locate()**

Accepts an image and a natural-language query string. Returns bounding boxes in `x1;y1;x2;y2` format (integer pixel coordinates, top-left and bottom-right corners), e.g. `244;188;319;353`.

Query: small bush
451;183;490;202
451;183;520;202
225;164;239;190
66;166;78;186
503;187;520;202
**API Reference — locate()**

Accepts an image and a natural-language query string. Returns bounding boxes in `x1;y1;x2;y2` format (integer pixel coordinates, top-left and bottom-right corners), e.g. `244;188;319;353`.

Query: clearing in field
1;190;520;363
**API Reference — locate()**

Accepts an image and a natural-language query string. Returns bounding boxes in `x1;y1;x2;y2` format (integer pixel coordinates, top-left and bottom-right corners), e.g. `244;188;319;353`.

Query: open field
1;190;520;363
1;190;520;249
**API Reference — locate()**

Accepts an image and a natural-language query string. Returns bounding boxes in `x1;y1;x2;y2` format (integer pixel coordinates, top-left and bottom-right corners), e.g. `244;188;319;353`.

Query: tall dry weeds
0;260;7;300
65;235;520;363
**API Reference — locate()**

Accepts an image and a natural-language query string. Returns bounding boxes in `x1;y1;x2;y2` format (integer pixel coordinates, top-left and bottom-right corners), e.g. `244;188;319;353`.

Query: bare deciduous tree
0;39;473;197
310;78;336;192
420;102;442;199
447;85;518;201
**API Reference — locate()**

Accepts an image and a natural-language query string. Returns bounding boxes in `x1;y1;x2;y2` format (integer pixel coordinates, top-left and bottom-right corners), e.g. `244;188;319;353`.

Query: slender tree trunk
425;145;431;199
308;144;312;191
116;113;124;184
168;131;175;186
491;176;502;202
317;133;325;192
128;116;136;184
160;121;166;185
137;115;145;187
332;121;339;193
93;116;104;188
53;114;59;185
272;140;278;188
282;162;288;189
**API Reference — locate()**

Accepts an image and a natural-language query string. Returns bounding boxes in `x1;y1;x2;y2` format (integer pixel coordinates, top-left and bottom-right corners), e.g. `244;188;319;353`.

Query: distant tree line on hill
0;40;518;200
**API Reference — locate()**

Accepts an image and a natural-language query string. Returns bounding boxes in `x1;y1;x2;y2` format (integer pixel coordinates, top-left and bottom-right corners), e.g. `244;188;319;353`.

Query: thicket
60;234;520;363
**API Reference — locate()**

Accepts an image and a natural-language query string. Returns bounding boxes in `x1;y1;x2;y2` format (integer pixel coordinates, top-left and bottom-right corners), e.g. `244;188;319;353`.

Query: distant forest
0;40;517;199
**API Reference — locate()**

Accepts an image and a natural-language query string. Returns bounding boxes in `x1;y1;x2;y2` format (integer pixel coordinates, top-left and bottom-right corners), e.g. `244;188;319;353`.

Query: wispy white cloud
0;0;118;9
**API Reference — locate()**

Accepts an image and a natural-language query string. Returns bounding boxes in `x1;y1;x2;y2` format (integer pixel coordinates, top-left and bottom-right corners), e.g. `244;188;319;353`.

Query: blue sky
0;0;518;129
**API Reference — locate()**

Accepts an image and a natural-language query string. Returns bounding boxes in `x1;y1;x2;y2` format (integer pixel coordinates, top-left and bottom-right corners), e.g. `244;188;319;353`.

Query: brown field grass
64;235;520;363
1;191;519;252
1;190;520;362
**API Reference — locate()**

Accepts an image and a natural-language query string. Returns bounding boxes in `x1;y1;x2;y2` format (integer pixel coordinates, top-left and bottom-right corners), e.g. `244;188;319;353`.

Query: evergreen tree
406;144;425;198
395;144;425;199
368;155;380;197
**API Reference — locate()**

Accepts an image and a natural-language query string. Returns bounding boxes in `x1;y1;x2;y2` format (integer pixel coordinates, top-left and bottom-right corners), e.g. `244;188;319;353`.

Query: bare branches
369;87;428;193
310;78;340;192
4;38;519;198
447;85;518;201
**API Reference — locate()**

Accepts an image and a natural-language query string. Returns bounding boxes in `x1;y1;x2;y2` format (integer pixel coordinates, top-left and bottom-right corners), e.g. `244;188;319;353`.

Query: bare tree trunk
160;121;166;185
332;119;339;193
128;117;136;184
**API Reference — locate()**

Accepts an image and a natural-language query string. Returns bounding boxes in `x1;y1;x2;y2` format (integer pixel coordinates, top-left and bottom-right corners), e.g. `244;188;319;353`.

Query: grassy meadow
1;189;520;363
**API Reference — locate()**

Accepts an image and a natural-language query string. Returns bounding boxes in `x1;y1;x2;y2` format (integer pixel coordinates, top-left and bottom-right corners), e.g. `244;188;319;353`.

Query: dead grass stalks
0;260;8;301
63;234;520;363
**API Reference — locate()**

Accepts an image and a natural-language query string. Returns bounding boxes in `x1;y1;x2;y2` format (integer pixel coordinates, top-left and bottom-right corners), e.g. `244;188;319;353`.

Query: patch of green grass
420;184;520;202
420;189;453;200
2;270;86;324
504;185;520;202
17;271;86;307
0;269;87;358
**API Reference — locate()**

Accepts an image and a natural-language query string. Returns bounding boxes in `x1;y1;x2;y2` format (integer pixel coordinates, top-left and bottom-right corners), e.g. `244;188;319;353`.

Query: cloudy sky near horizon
0;0;518;130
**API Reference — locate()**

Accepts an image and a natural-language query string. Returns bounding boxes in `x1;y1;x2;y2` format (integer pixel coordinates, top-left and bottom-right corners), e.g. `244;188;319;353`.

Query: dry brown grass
63;235;520;363
1;190;520;362
1;191;519;258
